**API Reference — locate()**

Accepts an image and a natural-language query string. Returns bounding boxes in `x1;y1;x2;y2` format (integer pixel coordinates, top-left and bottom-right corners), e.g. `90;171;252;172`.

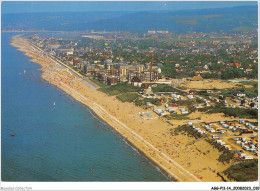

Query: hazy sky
2;1;258;14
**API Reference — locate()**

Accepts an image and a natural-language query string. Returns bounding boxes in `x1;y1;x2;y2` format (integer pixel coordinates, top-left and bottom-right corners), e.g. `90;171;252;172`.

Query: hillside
2;5;257;33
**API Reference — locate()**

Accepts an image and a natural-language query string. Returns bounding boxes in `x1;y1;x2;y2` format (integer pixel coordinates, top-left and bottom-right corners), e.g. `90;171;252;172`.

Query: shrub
218;152;235;164
223;159;258;181
198;106;258;119
153;84;184;94
172;125;202;139
134;98;162;107
165;114;190;120
169;100;196;113
206;139;234;163
116;93;139;103
99;82;141;95
90;78;108;87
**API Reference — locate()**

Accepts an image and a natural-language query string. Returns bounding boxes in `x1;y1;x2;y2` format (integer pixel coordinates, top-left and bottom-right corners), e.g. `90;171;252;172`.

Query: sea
1;33;170;181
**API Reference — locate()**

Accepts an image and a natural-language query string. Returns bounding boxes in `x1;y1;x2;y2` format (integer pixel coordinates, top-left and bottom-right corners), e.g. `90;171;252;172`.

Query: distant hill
2;5;257;33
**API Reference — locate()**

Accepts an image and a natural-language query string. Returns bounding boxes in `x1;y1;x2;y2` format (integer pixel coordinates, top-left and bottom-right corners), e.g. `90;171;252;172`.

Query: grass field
99;82;141;95
116;93;139;102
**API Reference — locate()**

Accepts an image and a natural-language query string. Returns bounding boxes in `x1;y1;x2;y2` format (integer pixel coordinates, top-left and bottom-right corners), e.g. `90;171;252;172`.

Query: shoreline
57;80;184;181
87;106;175;181
10;34;230;182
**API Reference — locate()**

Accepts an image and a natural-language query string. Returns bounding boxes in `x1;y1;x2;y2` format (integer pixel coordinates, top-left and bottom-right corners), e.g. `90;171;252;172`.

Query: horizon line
2;4;257;14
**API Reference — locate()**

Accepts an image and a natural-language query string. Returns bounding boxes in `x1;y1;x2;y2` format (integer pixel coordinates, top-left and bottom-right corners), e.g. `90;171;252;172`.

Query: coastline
89;109;174;181
10;35;231;182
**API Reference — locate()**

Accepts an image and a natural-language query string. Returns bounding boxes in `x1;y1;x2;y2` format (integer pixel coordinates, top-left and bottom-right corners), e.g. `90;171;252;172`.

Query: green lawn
134;98;162;107
152;84;184;94
89;78;108;87
116;93;139;103
99;82;141;96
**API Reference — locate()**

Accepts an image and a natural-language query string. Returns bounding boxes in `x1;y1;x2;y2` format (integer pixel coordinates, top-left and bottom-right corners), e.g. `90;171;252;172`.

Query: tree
249;64;258;78
240;100;246;106
221;67;245;79
249;102;256;108
161;62;176;78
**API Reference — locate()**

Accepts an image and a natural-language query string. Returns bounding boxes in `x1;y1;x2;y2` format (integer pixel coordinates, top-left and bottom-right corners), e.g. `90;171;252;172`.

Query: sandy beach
11;35;238;182
181;79;240;90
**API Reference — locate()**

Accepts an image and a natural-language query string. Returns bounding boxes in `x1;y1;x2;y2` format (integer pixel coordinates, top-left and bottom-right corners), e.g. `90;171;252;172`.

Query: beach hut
243;146;250;151
181;110;189;115
236;141;241;145
160;112;166;116
147;102;153;108
228;126;234;130
168;108;175;113
242;137;248;142
210;129;216;133
204;125;210;131
250;149;256;153
240;153;246;157
220;130;227;134
232;127;237;132
179;108;185;112
249;125;255;129
223;124;228;128
244;155;254;160
224;145;231;150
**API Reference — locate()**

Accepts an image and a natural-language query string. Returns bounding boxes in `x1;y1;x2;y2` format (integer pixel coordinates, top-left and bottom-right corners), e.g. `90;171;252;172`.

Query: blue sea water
1;33;170;181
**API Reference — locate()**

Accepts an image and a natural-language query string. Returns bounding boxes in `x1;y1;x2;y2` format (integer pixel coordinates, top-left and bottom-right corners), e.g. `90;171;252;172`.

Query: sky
2;1;258;14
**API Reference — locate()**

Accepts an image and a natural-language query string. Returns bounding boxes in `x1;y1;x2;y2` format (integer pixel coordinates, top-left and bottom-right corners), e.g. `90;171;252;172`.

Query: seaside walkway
28;40;96;90
58;80;201;182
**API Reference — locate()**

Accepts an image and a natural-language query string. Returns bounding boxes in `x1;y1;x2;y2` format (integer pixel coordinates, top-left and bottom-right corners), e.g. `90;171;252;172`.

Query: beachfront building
93;69;121;85
142;83;154;95
107;76;120;85
119;66;128;76
127;70;159;83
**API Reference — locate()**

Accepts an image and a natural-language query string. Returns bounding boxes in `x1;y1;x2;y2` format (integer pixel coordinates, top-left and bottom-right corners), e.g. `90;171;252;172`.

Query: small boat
11;134;15;136
53;102;56;106
24;70;26;74
90;168;94;173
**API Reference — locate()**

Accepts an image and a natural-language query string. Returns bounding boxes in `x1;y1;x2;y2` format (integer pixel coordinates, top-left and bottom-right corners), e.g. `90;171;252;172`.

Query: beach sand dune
181;80;239;90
